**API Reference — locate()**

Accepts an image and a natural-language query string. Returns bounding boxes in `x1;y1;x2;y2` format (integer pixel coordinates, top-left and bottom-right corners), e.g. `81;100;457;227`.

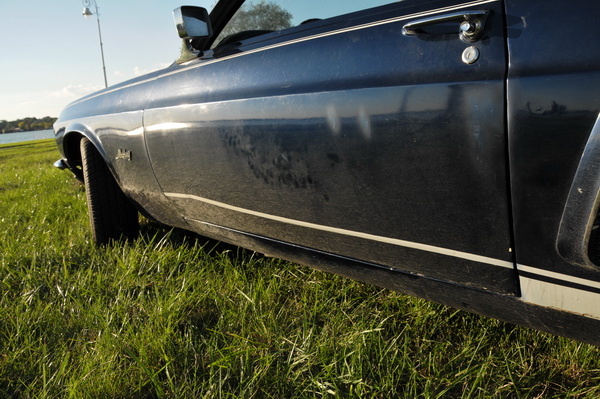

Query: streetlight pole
82;0;108;88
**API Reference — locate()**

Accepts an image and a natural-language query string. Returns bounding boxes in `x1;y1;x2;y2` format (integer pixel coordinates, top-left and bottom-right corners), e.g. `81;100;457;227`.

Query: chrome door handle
403;10;490;42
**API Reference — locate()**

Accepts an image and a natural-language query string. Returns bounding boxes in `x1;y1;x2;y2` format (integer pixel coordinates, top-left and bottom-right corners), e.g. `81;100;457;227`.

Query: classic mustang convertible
54;0;600;345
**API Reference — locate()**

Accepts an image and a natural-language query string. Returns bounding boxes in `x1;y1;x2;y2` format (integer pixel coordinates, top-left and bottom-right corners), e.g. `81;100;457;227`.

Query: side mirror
173;6;212;40
173;6;212;63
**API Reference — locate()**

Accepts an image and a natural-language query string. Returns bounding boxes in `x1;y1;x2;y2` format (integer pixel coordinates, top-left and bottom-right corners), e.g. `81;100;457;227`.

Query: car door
144;0;517;294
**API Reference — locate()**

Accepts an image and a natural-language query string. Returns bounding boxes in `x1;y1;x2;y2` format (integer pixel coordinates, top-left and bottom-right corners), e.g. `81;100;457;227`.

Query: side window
212;0;395;49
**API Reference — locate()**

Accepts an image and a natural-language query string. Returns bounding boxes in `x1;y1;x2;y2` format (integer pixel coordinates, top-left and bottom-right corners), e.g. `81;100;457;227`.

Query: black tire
80;138;139;245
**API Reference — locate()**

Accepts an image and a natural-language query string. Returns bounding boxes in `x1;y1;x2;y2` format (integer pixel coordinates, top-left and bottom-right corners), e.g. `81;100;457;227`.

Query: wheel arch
79;136;140;244
61;123;112;182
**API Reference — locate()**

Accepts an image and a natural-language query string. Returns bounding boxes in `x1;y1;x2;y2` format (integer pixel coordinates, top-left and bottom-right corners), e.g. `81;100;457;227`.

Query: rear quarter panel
506;0;600;316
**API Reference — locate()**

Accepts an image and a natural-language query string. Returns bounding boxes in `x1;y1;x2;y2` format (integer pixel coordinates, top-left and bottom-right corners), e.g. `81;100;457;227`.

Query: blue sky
0;0;212;121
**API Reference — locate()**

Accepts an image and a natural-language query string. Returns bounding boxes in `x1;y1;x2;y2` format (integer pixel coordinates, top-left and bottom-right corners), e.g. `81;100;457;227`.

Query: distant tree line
0;117;57;133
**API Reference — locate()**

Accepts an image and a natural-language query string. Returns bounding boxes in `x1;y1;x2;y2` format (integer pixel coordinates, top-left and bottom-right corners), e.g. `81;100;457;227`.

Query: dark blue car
54;0;600;346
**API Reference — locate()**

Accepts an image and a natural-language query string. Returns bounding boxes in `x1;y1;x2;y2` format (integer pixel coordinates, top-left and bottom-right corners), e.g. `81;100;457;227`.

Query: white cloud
47;84;103;99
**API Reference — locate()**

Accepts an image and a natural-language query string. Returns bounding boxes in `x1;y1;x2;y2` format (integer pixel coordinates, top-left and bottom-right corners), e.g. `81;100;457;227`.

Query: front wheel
80;138;139;245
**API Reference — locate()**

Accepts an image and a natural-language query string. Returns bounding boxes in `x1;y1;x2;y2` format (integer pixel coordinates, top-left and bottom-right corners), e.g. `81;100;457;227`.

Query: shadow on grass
138;219;253;259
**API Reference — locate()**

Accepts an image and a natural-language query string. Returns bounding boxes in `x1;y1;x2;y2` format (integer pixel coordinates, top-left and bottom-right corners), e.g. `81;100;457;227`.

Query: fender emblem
116;148;132;161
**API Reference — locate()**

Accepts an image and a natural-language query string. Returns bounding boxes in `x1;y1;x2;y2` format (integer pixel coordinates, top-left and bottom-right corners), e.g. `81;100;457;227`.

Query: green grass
1;139;599;398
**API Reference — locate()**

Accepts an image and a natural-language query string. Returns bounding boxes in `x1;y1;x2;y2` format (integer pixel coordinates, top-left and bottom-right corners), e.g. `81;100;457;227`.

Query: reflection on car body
54;0;600;346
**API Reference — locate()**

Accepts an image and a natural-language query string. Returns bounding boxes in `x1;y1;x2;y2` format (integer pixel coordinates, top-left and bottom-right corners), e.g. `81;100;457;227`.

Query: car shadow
137;218;251;258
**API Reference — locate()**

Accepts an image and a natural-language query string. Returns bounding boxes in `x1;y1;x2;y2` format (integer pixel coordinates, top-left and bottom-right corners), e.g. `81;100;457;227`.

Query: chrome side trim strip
556;112;600;267
165;192;600;318
518;264;600;319
165;191;514;269
518;264;600;290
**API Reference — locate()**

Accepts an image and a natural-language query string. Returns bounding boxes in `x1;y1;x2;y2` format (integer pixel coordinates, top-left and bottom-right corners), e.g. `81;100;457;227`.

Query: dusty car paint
55;0;600;345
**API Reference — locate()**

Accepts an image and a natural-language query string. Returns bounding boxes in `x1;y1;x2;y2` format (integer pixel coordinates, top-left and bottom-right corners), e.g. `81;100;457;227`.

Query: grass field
1;139;599;398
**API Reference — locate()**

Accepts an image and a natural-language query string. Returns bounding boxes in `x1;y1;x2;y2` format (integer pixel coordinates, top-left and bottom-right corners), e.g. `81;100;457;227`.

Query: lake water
0;129;55;145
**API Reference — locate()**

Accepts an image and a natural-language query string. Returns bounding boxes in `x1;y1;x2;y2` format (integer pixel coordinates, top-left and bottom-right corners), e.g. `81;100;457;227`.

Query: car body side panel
506;0;600;317
144;0;517;293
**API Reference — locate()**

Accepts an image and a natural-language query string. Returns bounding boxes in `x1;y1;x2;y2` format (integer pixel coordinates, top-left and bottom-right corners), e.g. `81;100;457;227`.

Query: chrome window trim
71;0;499;107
